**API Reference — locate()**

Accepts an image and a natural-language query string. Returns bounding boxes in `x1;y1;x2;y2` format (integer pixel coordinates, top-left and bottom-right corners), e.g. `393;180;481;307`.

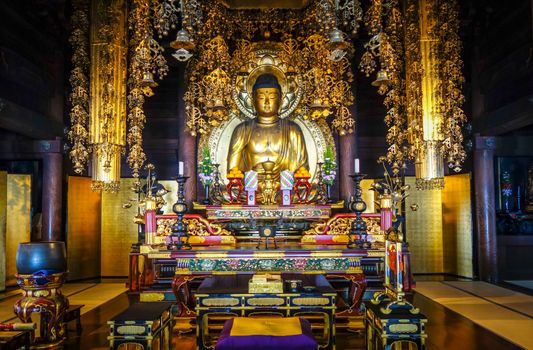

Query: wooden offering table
195;274;336;350
134;243;386;325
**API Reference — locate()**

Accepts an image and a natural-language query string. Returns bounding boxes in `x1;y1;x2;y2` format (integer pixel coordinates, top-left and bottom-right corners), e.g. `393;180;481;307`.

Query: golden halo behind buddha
231;45;303;120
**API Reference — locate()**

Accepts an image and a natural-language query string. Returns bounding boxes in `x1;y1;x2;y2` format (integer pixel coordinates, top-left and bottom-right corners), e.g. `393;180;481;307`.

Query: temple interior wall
4;174;31;287
67;176;102;280
0;171;7;291
405;174;473;277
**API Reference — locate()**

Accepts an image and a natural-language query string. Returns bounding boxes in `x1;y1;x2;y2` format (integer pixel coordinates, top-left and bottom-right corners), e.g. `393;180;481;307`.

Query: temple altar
114;0;431;345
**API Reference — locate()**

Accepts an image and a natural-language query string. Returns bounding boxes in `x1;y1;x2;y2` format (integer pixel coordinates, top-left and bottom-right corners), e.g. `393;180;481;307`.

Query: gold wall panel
405;176;444;274
101;178;138;276
443;174;473;278
361;179;375;214
6;174;31;286
67;176;102;280
0;171;7;291
159;180;178;214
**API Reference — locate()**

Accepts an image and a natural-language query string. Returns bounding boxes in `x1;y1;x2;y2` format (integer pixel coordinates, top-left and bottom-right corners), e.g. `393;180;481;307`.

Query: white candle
354;158;360;174
178;161;184;176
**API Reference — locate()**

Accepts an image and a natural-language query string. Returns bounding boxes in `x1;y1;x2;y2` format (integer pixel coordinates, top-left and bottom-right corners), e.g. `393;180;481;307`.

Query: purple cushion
215;318;317;350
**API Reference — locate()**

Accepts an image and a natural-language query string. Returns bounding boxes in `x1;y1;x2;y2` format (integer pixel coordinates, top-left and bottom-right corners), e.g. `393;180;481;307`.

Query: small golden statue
227;73;309;180
260;159;277;205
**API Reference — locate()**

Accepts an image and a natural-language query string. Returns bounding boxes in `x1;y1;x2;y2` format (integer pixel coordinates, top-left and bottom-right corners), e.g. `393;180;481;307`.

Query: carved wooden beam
474;96;533;135
0;97;63;139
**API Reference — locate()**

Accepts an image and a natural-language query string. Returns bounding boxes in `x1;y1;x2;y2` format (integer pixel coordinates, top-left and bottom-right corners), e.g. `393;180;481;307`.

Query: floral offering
322;146;336;186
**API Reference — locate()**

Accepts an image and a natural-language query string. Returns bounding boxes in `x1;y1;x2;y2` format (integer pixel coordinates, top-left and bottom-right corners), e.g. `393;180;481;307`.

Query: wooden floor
59;289;524;350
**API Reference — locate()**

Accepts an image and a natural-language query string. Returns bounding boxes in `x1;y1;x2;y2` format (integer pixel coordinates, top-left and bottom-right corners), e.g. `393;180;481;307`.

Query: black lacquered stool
364;299;427;350
108;302;173;350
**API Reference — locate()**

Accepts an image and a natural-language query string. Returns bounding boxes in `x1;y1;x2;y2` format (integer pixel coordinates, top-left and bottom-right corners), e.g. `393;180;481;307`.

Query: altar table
195;274;336;350
132;243;387;325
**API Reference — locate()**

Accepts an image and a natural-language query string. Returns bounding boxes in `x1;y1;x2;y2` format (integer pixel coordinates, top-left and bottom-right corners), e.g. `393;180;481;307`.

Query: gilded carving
156;217;232;237
140;293;166;302
202;298;240;307
247;298;285;306
304;216;382;236
292;297;331;306
116;325;145;335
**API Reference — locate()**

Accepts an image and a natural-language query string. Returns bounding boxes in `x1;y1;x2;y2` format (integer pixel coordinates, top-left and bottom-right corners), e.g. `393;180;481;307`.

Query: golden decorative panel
0;171;6;291
292;297;330;306
202;298;240;307
101;178;138;276
442;174;473;278
158;180;178;214
67;176;102;280
361;179;375;213
140;293;166;302
247;298;285;306
404;176;443;274
6;174;31;286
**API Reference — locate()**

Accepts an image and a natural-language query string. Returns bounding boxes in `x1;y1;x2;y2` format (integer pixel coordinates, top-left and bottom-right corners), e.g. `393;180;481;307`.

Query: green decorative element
501;171;512;198
198;145;214;186
322;146;336;186
501;171;513;212
189;258;350;272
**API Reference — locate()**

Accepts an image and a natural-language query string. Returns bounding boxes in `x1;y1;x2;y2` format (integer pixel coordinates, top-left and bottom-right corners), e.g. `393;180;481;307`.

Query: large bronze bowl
16;241;67;275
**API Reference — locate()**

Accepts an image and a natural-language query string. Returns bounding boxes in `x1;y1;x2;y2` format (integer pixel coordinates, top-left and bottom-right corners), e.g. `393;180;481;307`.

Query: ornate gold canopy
198;40;336;181
66;0;467;191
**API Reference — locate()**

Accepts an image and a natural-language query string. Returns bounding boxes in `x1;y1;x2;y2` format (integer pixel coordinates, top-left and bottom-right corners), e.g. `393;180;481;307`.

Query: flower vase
326;184;332;203
203;185;210;205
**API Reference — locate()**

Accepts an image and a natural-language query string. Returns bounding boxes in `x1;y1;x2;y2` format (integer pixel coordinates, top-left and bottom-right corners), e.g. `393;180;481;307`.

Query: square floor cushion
215;317;318;350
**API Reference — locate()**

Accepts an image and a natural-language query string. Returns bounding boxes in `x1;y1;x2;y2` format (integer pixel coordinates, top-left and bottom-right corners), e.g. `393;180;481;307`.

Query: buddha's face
254;88;280;118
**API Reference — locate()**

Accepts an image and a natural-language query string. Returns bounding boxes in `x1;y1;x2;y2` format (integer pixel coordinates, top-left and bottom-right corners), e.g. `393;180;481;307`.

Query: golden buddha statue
227;74;309;179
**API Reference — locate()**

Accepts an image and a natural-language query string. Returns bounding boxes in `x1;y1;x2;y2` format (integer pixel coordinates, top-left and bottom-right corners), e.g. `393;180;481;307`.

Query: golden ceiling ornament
173;0;362;59
185;29;355;136
300;34;355;134
126;0;150;179
67;0;91;175
183;35;235;133
381;0;407;175
88;0;127;193
403;0;466;190
152;0;179;38
431;0;467;173
360;0;407;176
67;0;366;185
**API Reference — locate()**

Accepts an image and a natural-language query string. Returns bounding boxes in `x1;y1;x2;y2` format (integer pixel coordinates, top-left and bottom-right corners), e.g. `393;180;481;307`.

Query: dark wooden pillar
339;134;356;205
41;142;63;241
473;135;498;282
176;65;196;206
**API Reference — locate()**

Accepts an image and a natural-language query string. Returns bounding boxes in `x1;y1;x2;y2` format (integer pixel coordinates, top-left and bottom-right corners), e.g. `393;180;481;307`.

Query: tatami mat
0;283;126;322
443;281;533;317
506;280;533;291
415;281;533;350
68;283;127;314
